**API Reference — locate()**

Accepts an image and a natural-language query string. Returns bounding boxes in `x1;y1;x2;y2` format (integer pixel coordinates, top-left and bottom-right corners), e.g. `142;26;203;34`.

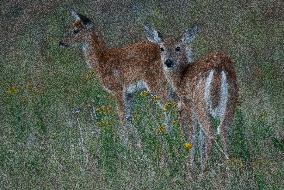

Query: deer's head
144;24;198;73
59;11;94;48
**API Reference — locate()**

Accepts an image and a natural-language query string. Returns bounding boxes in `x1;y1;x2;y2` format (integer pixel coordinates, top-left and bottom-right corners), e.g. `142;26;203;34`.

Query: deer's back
103;41;162;84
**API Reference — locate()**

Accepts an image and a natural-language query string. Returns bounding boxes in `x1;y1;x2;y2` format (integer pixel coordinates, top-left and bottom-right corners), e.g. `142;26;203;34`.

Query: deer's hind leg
123;90;142;147
197;119;214;174
113;91;129;145
218;77;238;159
123;91;134;123
193;78;215;174
112;90;134;147
189;111;198;174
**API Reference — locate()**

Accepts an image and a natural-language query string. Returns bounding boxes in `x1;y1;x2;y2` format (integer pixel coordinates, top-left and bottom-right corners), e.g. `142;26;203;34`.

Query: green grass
1;0;283;189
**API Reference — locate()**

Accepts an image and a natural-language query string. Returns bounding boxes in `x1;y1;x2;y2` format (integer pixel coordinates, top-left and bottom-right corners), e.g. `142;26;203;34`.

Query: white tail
59;11;174;145
145;25;239;173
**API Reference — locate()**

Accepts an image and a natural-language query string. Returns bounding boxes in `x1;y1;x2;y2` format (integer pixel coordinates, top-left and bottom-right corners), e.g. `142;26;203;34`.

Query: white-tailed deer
59;11;174;144
145;25;239;173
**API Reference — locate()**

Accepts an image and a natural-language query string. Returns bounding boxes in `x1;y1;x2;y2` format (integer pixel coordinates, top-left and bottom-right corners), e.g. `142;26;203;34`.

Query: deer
58;11;175;145
144;24;239;174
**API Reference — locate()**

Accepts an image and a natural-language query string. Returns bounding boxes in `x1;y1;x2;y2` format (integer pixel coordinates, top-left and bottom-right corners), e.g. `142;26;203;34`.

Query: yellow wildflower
133;113;139;120
82;70;96;81
104;105;112;113
96;107;101;112
26;80;33;91
225;157;243;168
140;90;150;97
251;158;268;169
7;86;18;94
163;101;171;111
258;112;268;120
171;102;177;109
96;105;112;114
152;95;160;101
157;125;166;134
163;101;177;112
96;120;111;128
172;120;178;125
183;143;192;151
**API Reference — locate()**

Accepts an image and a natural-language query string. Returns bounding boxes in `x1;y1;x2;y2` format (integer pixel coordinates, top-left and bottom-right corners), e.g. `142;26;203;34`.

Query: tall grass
1;0;283;189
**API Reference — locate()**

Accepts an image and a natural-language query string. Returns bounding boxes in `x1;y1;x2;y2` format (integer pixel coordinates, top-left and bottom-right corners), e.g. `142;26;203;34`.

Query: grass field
1;0;283;189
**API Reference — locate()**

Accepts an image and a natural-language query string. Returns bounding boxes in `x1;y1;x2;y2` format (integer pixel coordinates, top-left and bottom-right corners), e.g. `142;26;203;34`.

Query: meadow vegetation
1;0;283;189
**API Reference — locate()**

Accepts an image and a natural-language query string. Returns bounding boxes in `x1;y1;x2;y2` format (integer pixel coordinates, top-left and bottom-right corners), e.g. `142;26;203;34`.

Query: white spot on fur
177;101;182;110
219;71;228;116
204;70;214;115
125;80;148;94
217;71;229;134
82;44;92;68
123;81;148;120
217;125;221;135
103;87;112;94
204;70;229;125
82;44;88;52
112;69;119;78
203;71;229;135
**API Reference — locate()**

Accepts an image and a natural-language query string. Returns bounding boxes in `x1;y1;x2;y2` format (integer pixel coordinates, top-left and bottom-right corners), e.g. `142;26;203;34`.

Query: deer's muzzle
164;59;174;68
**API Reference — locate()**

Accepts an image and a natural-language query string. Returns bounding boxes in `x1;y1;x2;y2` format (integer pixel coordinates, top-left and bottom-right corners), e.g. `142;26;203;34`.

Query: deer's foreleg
147;79;174;135
114;92;130;146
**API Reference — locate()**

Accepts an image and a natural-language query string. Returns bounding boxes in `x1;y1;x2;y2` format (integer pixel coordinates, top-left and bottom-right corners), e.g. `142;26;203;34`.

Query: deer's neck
165;65;190;97
83;31;106;68
165;71;182;93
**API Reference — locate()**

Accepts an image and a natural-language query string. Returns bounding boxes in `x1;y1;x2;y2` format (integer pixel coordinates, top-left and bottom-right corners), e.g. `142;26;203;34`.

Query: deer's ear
71;10;93;26
71;10;81;21
144;24;162;44
78;14;93;26
181;24;198;45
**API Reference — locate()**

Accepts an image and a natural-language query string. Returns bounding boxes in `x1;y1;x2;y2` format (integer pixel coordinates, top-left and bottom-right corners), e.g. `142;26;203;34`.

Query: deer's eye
175;47;180;51
160;47;165;52
73;29;80;34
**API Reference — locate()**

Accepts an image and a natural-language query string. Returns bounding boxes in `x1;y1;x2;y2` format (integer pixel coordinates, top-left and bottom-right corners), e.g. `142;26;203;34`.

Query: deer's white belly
125;80;148;94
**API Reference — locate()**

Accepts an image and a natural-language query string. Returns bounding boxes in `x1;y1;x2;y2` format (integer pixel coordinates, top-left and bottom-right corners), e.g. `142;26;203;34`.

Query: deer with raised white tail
144;24;239;174
59;11;175;145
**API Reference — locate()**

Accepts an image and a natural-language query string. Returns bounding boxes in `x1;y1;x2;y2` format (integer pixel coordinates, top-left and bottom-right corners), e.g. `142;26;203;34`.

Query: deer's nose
59;41;68;48
164;59;174;68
